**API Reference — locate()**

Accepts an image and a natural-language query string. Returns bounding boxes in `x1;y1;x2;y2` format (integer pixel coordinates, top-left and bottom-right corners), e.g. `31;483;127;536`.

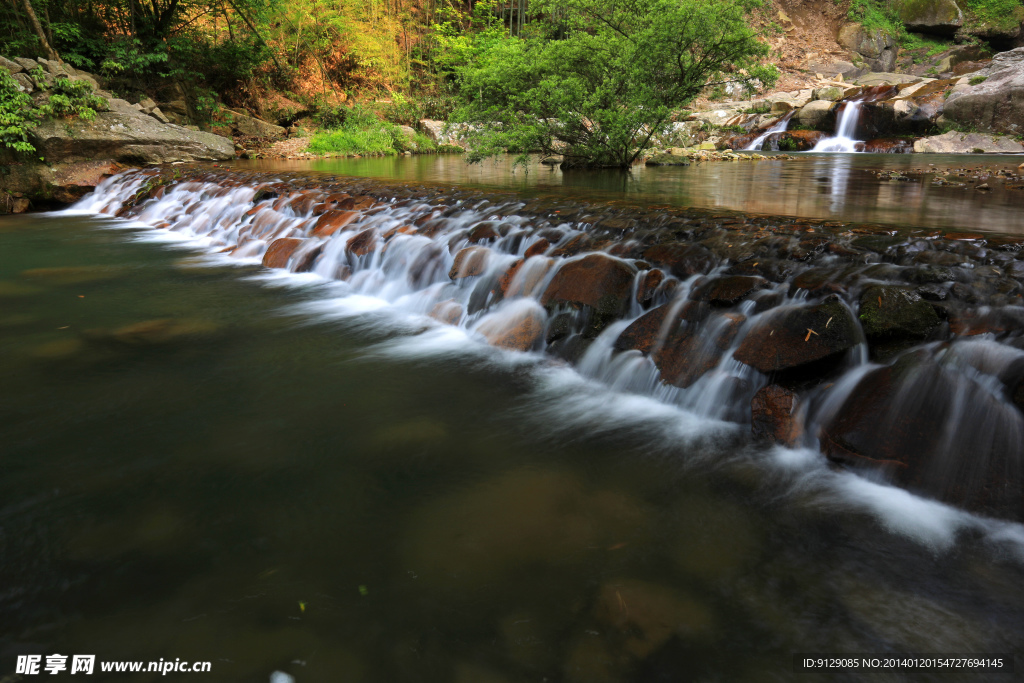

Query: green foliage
900;32;951;56
0;71;106;155
0;70;38;154
451;0;777;168
307;105;404;155
848;0;903;38
969;75;988;85
963;0;1024;33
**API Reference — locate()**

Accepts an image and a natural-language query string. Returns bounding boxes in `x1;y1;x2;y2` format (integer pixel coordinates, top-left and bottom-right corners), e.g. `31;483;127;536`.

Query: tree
451;0;778;168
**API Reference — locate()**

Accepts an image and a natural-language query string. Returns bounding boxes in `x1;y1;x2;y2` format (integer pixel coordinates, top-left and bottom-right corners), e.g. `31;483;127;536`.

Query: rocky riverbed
81;165;1024;525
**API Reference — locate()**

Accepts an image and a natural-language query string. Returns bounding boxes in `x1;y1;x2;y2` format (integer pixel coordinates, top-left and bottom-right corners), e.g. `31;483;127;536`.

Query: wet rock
789;267;852;297
292;243;324;272
691;275;768;306
263;237;303;268
751;384;802;446
642;243;716;279
429;300;464;326
733;297;860;373
312;210;359;236
820;351;1024;522
476;302;546;351
592;579;716;659
346;228;377;257
615;304;676;355
636;268;665;305
401;468;650;592
449;246;490;279
797;101;837;131
91;318;219;346
655;313;745;388
858;285;941;339
541;253;638;318
467;221;500;243
524;238;550;258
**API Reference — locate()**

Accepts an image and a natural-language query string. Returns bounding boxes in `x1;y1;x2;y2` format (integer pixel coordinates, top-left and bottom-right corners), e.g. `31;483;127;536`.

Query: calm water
238;153;1024;234
2;161;1024;682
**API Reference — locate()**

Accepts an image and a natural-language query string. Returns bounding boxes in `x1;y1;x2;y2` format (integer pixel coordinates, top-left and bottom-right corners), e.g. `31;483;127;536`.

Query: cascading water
812;85;899;153
743;111;794;151
71;168;1024;524
812;100;863;153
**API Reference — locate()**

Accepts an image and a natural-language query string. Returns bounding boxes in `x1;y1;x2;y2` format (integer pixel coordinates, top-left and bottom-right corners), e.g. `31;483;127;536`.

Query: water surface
238;153;1024;234
1;176;1023;682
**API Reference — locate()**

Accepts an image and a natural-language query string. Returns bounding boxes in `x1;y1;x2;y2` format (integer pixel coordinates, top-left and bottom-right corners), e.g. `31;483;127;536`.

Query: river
1;154;1022;682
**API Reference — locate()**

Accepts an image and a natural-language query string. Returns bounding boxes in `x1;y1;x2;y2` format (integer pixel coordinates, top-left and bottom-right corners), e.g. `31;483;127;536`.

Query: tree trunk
19;0;59;61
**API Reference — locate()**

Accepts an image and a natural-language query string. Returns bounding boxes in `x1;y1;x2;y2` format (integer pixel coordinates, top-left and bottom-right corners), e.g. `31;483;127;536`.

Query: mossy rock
858;284;941;339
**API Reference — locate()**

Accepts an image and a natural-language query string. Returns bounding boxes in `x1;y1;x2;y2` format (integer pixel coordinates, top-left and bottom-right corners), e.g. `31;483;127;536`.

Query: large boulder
838;23;899;72
797;100;837;130
820;351;1024;522
541;253;638;319
733;297;860;374
912;130;1024;153
944;47;1024;136
29;111;233;164
0;159;123;211
225;109;286;138
858;285;941;339
898;0;964;36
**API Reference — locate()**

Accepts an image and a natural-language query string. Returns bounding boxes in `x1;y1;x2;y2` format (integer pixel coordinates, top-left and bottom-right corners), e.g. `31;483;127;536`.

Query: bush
451;0;777;168
0;71;106;156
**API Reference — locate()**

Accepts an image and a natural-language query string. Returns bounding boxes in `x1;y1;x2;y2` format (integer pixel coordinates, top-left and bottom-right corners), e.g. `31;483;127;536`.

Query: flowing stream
2;159;1023;682
743;111;794;151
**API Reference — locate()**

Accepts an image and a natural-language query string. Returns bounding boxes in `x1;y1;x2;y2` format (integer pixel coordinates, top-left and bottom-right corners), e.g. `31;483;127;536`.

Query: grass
306;108;443;156
969;76;988;85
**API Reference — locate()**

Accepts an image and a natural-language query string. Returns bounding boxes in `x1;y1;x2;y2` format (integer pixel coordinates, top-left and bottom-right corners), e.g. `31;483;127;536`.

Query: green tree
451;0;778;168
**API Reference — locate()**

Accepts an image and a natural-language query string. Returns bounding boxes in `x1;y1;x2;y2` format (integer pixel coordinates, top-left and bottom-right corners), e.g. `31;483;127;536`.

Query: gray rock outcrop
944;47;1024;135
898;0;964;36
912;131;1024;153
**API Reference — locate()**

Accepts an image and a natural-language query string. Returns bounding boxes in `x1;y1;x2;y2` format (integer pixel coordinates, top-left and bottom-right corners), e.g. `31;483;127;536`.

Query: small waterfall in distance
743;111;795;151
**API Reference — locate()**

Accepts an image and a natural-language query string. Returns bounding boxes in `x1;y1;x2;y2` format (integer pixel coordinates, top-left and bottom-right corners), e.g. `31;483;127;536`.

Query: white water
67;170;1024;550
812;100;863;153
743;111;794;151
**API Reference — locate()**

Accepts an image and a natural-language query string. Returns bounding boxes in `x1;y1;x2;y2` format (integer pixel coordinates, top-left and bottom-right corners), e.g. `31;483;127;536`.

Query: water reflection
239;153;1024;234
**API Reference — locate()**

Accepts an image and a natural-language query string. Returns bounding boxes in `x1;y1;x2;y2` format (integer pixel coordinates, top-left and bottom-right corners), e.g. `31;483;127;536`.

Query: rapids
3;163;1024;682
71;167;1024;524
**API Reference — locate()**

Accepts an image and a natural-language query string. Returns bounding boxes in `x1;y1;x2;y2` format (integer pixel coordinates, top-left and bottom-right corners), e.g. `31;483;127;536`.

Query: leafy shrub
0;71;106;155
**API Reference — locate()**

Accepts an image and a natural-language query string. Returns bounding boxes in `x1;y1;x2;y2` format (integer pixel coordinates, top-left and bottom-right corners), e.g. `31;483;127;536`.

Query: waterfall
743;111;794;151
812;101;863;153
70;168;1024;524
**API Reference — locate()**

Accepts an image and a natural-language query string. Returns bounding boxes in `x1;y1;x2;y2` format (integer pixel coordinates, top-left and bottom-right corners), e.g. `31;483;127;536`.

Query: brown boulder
449;246;491;279
541;253;638;316
655;313;745;388
429;300;464;326
524;238;550;258
642;243;717;279
691;275;768;306
733;297;859;373
347;228;377;257
476;303;546;351
751;385;802;446
313;210;359;236
820;351;1024;522
262;238;303;268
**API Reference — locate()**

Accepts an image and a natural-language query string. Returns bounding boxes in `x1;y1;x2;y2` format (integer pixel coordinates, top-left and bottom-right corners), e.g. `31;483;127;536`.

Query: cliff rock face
944;47;1024;135
1;55;232;212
